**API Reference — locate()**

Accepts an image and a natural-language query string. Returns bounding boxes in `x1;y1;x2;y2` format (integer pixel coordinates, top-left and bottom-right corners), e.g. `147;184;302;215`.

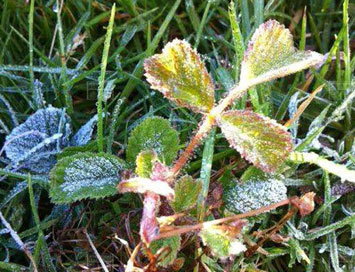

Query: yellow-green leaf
200;226;246;259
240;20;323;86
144;39;215;113
218;110;293;172
136;150;158;178
170;175;202;212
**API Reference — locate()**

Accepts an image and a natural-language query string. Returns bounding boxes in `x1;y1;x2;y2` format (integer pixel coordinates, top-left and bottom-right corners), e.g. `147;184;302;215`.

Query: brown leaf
269;233;290;243
292;192;316;217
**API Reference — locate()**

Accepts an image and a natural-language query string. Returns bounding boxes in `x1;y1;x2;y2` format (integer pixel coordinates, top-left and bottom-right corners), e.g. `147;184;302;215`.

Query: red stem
153;196;297;240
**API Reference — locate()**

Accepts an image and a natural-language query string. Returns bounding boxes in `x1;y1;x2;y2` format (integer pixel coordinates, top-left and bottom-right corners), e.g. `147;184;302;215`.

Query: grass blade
97;4;116;152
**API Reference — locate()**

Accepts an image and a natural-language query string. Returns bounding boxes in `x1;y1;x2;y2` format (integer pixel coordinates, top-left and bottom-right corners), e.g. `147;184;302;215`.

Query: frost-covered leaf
136;150;158;178
71;114;99;146
4;106;71;173
224;178;287;214
144;39;215;113
126;117;179;165
49;152;126;203
148;236;181;267
218;110;293;172
118;177;174;200
200;226;246;259
240;20;323;86
171;176;202;212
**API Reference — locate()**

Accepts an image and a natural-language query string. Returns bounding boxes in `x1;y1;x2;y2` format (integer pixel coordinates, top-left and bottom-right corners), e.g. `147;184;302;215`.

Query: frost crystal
61;157;118;194
4;106;71;173
224;178;287;213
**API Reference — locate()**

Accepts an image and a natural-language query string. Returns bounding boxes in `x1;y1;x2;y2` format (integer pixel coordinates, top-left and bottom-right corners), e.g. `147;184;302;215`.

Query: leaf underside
218;110;293;172
240;20;323;85
126;117;179;165
144;39;215;113
50;152;126;203
118;177;174;200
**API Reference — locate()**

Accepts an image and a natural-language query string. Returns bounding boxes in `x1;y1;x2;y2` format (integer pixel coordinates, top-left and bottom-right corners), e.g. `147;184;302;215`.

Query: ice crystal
0;181;28;208
224;178;287;214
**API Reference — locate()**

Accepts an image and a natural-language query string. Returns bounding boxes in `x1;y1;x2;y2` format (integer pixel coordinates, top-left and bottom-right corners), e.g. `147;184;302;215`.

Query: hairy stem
171;83;250;176
153;196;297;240
171;115;215;176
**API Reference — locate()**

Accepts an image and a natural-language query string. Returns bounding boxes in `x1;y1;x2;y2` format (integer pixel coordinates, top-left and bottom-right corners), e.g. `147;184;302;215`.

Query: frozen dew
50;153;126;203
224;178;287;214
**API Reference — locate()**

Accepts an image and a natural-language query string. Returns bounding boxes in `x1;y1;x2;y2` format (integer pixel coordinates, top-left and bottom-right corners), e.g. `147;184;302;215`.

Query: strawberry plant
1;1;354;271
114;19;354;269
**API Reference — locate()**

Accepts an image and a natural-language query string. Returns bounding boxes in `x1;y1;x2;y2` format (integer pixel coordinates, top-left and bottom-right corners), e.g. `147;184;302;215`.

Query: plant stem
153;196;297;240
171;83;249;176
171;115;215;176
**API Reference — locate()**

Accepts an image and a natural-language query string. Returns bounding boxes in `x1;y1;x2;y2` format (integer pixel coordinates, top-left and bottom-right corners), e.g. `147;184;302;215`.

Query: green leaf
218;110;293;172
240;20;323;86
170;176;202;212
49;152;126;204
148;236;181;267
57;141;100;160
135;150;158;178
126;117;179;165
200;226;246;259
144;39;215;113
224;178;287;214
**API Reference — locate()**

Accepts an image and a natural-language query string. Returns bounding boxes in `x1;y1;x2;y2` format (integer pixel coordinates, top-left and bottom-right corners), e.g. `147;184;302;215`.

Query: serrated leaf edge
144;39;215;113
217;110;293;172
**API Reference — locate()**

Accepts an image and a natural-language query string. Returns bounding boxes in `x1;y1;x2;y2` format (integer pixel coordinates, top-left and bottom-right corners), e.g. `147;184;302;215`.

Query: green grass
0;0;354;271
